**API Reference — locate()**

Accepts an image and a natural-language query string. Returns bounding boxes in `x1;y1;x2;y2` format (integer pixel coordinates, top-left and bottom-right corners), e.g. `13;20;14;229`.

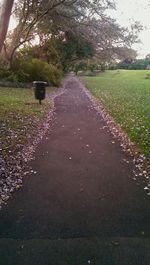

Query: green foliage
73;61;88;74
0;68;11;79
108;64;118;70
7;72;19;82
82;70;150;156
0;46;63;85
40;39;60;65
0;57;62;86
55;32;95;71
0;54;11;78
2;0;141;74
16;41;60;66
118;57;150;70
73;58;103;75
22;58;62;86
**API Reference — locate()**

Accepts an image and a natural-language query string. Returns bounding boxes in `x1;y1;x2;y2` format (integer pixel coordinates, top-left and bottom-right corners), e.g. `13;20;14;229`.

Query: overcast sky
108;0;150;58
8;0;150;58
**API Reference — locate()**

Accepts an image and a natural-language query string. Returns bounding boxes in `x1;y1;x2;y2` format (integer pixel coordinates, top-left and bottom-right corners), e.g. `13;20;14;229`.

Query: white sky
108;0;150;58
8;0;150;58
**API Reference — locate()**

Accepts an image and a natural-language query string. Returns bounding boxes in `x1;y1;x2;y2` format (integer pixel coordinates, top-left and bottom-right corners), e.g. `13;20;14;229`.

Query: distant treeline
109;56;150;70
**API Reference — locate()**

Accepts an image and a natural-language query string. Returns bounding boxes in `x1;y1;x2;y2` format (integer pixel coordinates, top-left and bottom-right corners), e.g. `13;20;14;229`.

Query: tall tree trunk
0;0;14;53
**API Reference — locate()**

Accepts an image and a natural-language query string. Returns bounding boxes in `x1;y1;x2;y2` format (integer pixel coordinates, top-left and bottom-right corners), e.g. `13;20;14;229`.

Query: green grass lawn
81;70;150;156
0;87;55;157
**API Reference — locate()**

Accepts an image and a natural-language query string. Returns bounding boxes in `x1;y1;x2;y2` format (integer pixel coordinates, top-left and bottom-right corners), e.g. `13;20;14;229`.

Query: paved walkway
0;75;150;264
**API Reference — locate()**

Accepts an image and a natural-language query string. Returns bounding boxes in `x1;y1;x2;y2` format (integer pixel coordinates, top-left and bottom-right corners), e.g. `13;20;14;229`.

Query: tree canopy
0;0;141;77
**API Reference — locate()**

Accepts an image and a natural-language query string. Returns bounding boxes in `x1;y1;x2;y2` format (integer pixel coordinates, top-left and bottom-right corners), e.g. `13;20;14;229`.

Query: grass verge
81;70;150;156
0;87;55;158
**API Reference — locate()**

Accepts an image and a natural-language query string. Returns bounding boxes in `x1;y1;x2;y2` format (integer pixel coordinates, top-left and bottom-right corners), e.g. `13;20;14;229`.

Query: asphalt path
0;75;150;265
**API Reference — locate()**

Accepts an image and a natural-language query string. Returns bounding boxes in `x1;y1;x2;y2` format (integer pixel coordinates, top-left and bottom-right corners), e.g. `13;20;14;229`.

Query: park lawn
0;87;55;157
82;70;150;156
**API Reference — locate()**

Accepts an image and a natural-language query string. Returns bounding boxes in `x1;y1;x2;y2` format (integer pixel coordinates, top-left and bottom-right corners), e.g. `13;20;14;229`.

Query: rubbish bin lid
33;81;47;84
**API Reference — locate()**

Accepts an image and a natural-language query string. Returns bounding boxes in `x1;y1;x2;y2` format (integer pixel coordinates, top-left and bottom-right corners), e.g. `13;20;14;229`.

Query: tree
73;58;102;74
111;47;137;63
3;0;141;70
5;0;72;67
0;0;14;53
117;56;150;70
3;0;121;67
55;31;94;71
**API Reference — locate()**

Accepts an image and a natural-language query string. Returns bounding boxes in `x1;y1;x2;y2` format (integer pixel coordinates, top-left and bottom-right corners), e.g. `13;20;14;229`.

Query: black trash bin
33;81;47;104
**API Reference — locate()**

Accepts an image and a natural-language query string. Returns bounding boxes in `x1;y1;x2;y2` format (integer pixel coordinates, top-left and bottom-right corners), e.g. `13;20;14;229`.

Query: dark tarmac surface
0;75;150;264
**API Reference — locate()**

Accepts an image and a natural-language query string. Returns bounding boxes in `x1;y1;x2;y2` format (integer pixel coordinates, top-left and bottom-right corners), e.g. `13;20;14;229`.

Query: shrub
7;72;19;82
0;68;12;79
108;64;118;70
22;58;62;86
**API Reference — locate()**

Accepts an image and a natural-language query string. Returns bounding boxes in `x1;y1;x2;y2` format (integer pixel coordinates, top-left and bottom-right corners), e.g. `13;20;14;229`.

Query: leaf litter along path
0;75;150;264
